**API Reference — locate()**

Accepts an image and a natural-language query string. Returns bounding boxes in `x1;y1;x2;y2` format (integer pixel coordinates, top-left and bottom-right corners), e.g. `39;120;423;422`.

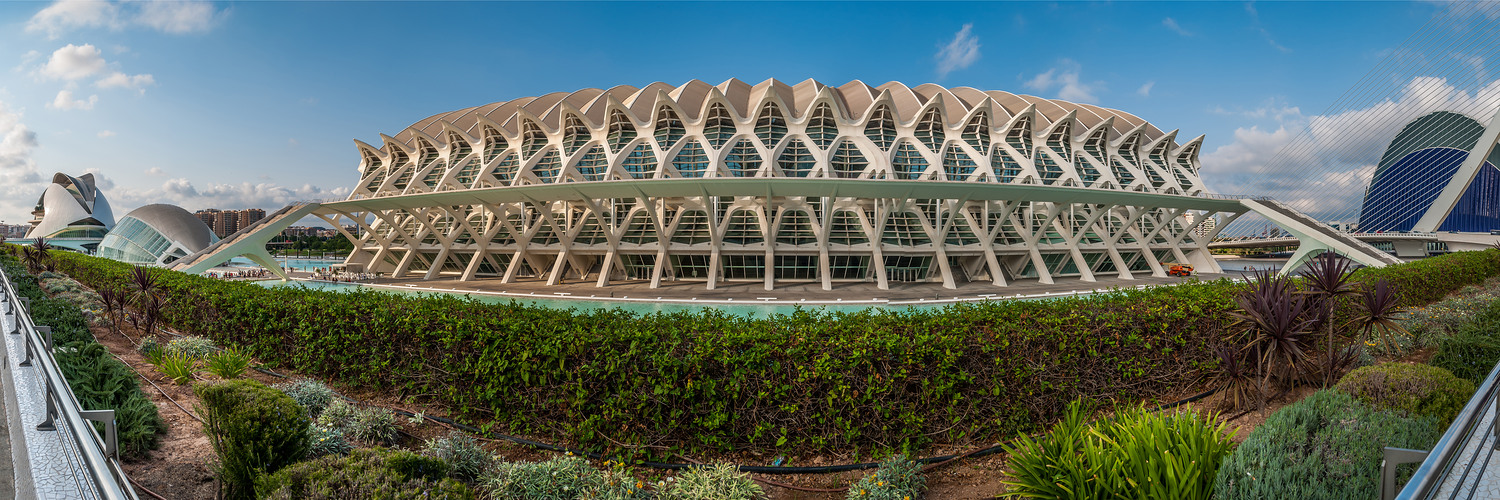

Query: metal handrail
0;267;138;500
1394;359;1500;499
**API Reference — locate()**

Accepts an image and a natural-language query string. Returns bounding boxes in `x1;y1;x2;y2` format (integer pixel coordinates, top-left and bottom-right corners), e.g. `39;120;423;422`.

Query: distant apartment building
195;208;269;238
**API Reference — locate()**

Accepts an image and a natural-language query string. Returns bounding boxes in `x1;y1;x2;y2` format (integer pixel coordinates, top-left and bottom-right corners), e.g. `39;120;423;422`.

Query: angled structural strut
1242;199;1403;274
170;203;323;280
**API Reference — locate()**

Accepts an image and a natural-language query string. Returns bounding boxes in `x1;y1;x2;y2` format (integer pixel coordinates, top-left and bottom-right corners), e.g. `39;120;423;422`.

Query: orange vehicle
1166;263;1195;277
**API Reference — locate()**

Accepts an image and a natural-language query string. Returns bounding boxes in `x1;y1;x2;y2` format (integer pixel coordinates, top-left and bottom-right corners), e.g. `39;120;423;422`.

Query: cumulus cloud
94;71;155;91
106;179;350;214
144;166;162;175
40;43;106;80
1202;76;1500;228
1162;17;1192;36
1137;81;1155;98
48;89;97;110
935;24;981;78
1024;59;1101;102
27;0;223;38
0;101;41;185
97;130;114;138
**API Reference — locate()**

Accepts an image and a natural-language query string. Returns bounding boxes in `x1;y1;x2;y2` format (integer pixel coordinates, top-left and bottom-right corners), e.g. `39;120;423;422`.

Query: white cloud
40;43;106;80
1023;59;1100;102
97;130;114;138
26;0;223;38
94;71;155;91
1162;17;1192;36
134;1;220;34
0;101;41;185
935;24;981;78
108;179;350;213
48;89;97;110
1202;76;1500;226
26;1;120;39
1137;81;1155;98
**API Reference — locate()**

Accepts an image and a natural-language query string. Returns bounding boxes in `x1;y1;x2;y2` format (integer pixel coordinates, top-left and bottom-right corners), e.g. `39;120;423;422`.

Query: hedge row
0;257;164;458
42;249;1500;456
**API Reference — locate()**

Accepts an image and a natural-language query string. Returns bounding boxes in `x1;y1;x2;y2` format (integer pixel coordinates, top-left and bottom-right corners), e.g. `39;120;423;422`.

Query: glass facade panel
865;106;897;151
673;140;710;178
829;141;867;179
725;140;761;177
623;145;658;179
778;139;815;178
806;104;838;149
755;102;787;148
704;104;736;149
722;210;764;245
720;255;765;280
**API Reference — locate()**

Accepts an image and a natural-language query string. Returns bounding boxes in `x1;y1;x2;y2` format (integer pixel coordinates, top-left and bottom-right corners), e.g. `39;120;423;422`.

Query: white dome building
97;204;219;266
26;172;115;251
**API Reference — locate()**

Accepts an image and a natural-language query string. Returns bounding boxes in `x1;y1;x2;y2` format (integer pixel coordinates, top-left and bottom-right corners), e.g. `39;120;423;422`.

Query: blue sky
0;1;1491;226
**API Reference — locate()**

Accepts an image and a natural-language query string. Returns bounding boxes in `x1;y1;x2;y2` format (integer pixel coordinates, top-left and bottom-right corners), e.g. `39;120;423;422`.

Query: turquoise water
219;257;345;272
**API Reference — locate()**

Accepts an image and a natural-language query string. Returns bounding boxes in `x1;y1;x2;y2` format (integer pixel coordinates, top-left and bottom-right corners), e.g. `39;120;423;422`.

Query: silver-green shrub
658;463;763;500
166;335;217;359
423;431;492;484
306;423;351;458
846;455;925;500
272;378;336;418
315;399;397;446
483;455;647;499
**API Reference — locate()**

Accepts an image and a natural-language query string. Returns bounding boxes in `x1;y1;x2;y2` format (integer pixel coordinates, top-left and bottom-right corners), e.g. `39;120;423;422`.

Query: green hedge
196;379;309;500
42;249;1500;456
1346;249;1500;307
1334;363;1474;424
1212;390;1440;500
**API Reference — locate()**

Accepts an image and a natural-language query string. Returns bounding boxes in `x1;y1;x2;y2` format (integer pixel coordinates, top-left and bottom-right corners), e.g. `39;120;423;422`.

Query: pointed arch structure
313;79;1241;291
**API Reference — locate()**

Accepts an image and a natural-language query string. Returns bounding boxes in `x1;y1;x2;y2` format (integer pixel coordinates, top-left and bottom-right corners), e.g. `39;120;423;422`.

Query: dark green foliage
256;447;472;500
0;256;44;300
37;248;1500;457
1335;363;1474;424
1429;297;1500;383
195;379;310;500
30;298;92;345
1212;390;1441;500
54;343;165;459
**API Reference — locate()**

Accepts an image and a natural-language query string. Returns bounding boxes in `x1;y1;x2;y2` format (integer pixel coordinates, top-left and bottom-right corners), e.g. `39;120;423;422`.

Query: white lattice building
314;79;1244;290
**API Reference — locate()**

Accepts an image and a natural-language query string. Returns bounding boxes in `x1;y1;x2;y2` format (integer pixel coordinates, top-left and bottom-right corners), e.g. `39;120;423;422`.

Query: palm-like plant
1299;251;1361;387
1356;278;1407;355
22;238;50;273
1229;269;1317;409
1210;344;1259;412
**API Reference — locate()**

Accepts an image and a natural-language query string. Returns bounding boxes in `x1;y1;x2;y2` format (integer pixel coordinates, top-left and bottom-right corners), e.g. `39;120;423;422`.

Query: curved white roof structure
316;79;1233;293
26;172;115;243
97;204;218;266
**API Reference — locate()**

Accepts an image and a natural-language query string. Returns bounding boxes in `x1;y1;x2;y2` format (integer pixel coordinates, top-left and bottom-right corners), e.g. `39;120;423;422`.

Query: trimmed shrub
483;455;646;499
257;447;472;499
35;247;1500;457
658;463;763;500
846;455;925;500
423;431;492;484
54;342;165;459
273;378;337;418
1003;402;1235;499
1335;363;1475;424
1212;390;1441;500
196;379;310;500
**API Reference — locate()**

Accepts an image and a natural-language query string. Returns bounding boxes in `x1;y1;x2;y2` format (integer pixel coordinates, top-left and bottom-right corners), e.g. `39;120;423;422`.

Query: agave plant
1299;251;1361;387
1356;278;1407;355
1229;269;1317;407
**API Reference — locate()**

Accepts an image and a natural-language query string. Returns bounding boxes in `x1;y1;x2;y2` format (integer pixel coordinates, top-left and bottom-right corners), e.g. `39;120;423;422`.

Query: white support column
1027;247;1054;285
933;247;957;289
763;247;775;291
501;249;525;283
706;249;721;290
596;249;616;287
818;248;832;291
649;249;667;289
1413;108;1500;232
982;247;1008;286
546;247;570;286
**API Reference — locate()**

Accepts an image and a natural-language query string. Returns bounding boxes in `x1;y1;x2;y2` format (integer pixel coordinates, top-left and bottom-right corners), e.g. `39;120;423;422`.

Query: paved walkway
1430;397;1500;499
1;301;99;499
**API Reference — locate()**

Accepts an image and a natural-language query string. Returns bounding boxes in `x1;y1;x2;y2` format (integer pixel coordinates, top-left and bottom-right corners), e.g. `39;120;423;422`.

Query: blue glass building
1360;111;1500;232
